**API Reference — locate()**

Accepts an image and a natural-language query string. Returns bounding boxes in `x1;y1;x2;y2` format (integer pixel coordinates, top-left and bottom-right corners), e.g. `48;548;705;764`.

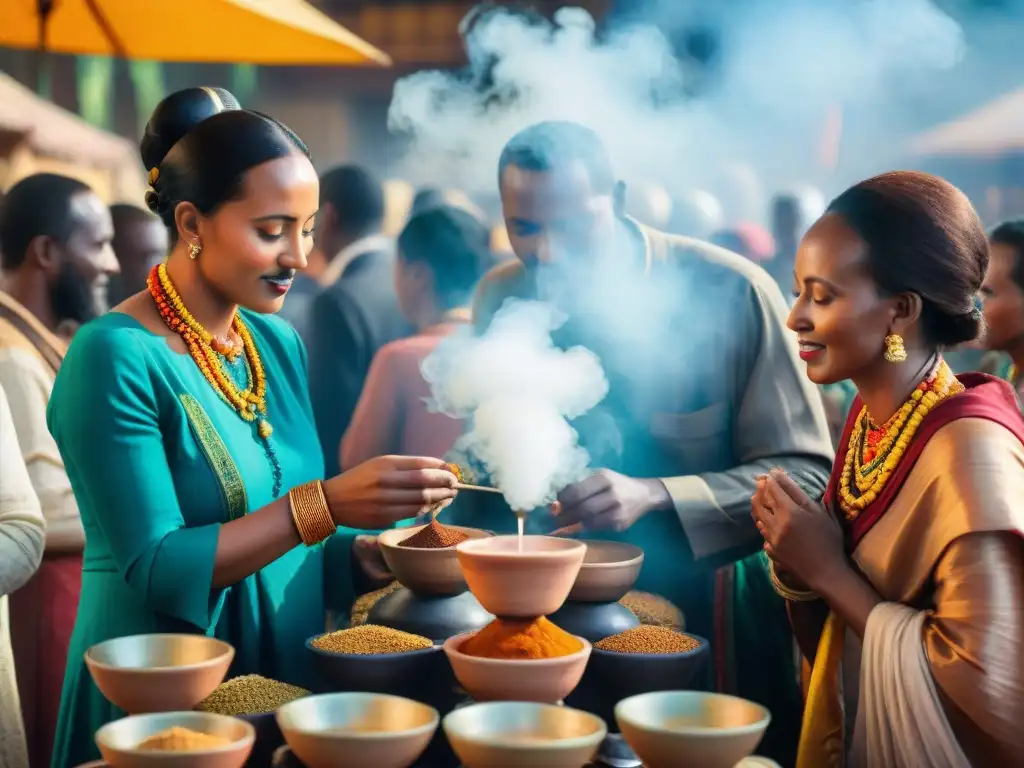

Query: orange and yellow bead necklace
149;262;281;494
838;358;963;519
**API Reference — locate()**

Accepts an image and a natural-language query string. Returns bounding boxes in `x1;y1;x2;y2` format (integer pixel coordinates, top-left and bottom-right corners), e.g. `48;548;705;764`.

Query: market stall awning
909;87;1024;158
0;73;136;166
2;0;391;66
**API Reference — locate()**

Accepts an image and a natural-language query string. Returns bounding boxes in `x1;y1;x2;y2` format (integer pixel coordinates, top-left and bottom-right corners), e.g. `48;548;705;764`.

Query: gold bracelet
767;558;819;602
288;481;337;546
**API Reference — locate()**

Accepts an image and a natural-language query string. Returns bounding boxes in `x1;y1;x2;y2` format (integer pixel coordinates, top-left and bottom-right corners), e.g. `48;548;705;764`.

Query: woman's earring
884;334;907;363
188;242;202;260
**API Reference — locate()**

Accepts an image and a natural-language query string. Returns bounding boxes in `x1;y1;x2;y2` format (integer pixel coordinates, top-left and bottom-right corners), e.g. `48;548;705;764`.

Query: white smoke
387;0;967;220
421;300;609;512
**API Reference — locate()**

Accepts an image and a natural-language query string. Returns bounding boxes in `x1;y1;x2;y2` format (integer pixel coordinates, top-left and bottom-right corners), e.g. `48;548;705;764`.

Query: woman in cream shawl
0;383;46;768
751;171;1024;767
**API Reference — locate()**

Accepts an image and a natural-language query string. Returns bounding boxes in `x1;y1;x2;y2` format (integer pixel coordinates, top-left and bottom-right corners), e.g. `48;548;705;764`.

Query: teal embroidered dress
47;311;356;767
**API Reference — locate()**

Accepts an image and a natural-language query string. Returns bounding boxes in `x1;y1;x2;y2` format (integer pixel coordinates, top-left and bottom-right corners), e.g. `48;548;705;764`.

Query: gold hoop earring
188;242;202;260
884;334;907;363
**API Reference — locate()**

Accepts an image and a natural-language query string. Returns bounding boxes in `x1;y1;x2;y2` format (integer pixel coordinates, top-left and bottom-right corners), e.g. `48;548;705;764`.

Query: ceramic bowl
305;636;458;713
276;692;439;768
615;691;771;768
444;701;606;768
94;711;253;768
85;634;234;714
566;634;710;726
378;525;493;597
566;541;644;603
442;630;591;704
456;536;587;617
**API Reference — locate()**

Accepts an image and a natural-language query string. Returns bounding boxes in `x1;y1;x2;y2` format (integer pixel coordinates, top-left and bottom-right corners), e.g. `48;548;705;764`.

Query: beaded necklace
148;263;282;496
838;358;963;519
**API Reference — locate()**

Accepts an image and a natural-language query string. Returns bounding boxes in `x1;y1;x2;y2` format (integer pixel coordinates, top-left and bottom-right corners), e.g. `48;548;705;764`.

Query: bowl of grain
86;634;234;714
456;536;587;618
615;691;771;768
443;701;606;768
306;625;456;710
195;675;309;765
95;710;254;768
566;626;709;725
378;523;493;597
442;618;592;704
566;541;644;603
277;692;439;768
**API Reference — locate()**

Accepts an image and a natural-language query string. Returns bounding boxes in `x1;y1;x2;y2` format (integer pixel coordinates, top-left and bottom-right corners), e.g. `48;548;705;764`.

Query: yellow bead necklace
839;358;963;519
149;263;273;440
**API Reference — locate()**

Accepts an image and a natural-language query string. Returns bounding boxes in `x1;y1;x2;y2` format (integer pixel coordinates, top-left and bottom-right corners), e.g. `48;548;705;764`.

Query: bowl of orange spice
442;616;591;703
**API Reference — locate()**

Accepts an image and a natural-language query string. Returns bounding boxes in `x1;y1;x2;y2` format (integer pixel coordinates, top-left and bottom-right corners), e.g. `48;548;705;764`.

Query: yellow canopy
2;0;391;66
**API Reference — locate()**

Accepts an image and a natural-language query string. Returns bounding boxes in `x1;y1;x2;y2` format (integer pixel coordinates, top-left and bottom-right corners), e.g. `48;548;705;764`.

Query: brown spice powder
400;519;469;549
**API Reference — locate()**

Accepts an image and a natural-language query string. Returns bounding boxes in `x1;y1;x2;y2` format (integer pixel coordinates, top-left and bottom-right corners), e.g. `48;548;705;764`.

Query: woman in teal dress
46;87;458;767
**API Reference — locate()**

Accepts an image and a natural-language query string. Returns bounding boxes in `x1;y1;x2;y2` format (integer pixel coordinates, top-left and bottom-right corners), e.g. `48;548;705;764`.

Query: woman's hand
352;534;393;590
751;469;848;592
324;455;458;530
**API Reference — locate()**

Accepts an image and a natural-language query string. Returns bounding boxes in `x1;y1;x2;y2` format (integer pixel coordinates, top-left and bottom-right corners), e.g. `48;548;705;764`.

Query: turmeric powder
461;617;582;660
137;726;232;751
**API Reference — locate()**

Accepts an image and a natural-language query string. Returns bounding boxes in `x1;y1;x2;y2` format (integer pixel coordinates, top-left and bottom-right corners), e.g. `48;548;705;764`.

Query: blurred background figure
0;172;104;768
410;186;446;217
307;165;412;476
342;204;494;469
666;189;725;240
624;182;674;230
0;383;46;768
106;203;167;306
980;219;1024;402
710;222;774;262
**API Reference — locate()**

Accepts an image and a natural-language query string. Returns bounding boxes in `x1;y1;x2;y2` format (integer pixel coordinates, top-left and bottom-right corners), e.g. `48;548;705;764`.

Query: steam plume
421;300;608;512
387;0;967;216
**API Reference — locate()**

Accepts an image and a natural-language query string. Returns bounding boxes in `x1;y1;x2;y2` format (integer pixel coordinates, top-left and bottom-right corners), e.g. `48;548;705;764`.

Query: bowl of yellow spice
443;616;591;704
95;711;254;768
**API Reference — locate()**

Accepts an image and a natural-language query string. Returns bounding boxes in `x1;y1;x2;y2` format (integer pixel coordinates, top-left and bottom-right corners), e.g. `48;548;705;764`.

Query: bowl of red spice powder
378;522;493;597
443;617;592;704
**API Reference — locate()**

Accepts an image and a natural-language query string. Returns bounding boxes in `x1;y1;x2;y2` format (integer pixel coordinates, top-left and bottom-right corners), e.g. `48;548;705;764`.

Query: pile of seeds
400;519;468;549
195;674;309;716
350;581;401;627
595;625;701;654
311;624;433;655
619;591;685;629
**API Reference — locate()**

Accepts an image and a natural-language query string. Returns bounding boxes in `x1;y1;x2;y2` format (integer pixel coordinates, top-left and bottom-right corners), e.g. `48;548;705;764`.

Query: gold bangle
767;558;819;602
289;481;337;546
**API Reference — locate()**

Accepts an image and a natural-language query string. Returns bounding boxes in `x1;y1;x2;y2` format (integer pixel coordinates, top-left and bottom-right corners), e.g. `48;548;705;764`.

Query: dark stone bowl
565;634;710;727
240;710;285;767
549;600;641;644
305;636;460;715
367;587;493;643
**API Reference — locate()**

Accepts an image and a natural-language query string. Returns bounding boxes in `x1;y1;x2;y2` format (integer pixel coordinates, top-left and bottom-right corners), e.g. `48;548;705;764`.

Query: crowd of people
0;84;1021;768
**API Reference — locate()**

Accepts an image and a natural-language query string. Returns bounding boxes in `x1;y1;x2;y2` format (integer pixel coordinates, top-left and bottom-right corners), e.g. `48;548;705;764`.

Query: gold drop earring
884;333;907;363
188;241;202;260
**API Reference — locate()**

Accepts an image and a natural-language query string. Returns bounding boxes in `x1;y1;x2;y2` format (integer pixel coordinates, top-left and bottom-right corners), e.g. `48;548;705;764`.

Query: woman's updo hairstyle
826;171;988;348
141;86;310;242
